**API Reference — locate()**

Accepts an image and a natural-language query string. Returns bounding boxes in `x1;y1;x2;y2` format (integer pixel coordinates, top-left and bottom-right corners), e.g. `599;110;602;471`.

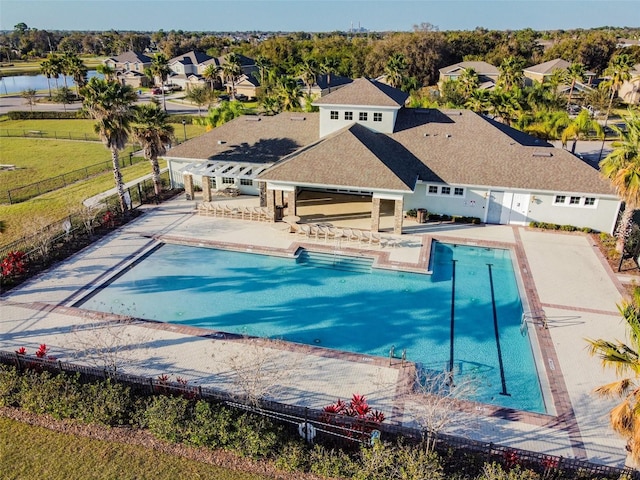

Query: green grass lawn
0;160;159;245
0;417;272;480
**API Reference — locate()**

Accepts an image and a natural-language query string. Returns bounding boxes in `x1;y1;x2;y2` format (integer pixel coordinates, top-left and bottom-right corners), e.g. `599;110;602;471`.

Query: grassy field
0;56;106;76
0;417;271;480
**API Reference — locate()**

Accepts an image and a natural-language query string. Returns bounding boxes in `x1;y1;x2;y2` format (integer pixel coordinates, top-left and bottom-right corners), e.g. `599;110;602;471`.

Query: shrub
560;224;577;232
7;110;86;120
0;365;21;407
186;400;231;448
17;370;82;419
231;413;282;459
309;444;358;478
406;209;418;218
1;251;27;278
78;379;133;426
144;395;192;443
274;441;310;473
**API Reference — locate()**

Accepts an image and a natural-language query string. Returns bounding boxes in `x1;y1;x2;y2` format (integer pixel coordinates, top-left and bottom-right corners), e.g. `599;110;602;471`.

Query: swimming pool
78;241;546;413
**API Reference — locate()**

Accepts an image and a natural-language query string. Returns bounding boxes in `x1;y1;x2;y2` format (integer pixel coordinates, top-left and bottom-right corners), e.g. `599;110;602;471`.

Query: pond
0;71;101;95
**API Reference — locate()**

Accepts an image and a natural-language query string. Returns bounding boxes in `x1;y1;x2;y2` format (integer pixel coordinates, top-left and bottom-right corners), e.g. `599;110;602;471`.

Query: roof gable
313;77;408;107
108;50;152;64
524;58;571;75
259;123;419;191
439;61;499;76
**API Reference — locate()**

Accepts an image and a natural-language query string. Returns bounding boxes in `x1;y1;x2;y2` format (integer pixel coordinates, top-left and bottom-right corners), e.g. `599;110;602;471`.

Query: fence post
149;377;154;393
14;353;22;372
58;360;63;372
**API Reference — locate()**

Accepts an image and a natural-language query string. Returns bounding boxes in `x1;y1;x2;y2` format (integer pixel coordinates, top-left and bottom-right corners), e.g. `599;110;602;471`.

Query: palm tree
487;89;520;126
40;53;61;97
564;62;586;109
194;100;245;130
202;63;220;91
587;287;640;466
81;77;137;213
275;75;301;112
457;68;480;99
254;55;271;88
64;53;88;96
297;57;319;97
96;64;116;82
150;53;171;111
221;53;242;100
260;95;281;116
497;56;524;92
131;102;174;199
321;57;340;87
599;54;634;161
599;111;640;253
561;109;604;154
464;89;491;114
384;53;407;88
184;85;210;115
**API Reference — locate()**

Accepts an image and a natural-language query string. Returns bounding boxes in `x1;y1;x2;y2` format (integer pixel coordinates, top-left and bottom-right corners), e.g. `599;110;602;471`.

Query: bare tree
213;338;298;406
76;203;102;238
406;368;477;452
24;216;62;259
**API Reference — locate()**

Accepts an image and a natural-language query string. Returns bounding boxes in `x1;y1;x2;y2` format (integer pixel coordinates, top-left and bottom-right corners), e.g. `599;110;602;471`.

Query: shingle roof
165;112;319;164
258;109;612;195
107;50;152;64
524;58;570;75
259;123;417;191
313;78;409;107
313;74;353;90
439;61;499;76
169;50;213;66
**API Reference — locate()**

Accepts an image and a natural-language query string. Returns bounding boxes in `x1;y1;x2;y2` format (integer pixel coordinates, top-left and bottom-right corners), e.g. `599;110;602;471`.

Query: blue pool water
79;242;546;413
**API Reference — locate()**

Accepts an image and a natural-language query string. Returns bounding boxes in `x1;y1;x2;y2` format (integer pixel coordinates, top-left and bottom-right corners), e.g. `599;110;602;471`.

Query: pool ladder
389;345;408;367
521;309;547;335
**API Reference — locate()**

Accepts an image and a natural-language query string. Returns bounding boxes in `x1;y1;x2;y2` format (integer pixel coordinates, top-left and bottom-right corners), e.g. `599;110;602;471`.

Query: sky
1;0;638;33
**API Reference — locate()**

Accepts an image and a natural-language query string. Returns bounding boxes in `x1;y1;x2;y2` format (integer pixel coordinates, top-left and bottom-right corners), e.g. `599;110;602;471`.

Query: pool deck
0;194;633;467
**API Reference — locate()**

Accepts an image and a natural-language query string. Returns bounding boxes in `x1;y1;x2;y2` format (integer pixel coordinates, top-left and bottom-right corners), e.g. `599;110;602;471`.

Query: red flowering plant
321;394;385;441
15;347;26;355
1;251;27;279
155;374;197;399
101;210;116;228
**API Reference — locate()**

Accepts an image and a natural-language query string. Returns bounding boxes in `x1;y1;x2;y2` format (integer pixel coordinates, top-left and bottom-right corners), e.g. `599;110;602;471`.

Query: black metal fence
1;148;143;205
0;350;636;480
0;172;168;260
0;128;101;142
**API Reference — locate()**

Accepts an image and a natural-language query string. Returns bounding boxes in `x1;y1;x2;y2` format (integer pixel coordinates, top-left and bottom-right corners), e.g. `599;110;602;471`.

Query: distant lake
0;71;101;95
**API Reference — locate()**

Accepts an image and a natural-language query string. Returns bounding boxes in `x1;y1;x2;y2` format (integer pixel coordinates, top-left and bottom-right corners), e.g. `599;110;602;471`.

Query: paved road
0;92;202;116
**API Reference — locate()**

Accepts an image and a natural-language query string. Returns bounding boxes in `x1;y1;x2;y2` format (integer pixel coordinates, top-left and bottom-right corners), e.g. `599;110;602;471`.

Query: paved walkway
0;195;631;467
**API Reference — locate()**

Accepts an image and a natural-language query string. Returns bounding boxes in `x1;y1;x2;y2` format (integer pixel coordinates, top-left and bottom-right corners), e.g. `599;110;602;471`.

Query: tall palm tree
599;54;635;161
202;63;220;91
150;53;171;111
297;57;319;96
81;77;137;213
131;102;174;199
457;68;480;99
194;100;245;130
587;287;640;466
275;75;301;112
564;62;586;109
384;53;407;88
40;53;62;97
254;55;271;88
487;89;520;126
222;53;242;100
561;109;604;154
497;56;524;92
464;89;491;114
64;53;88;96
39;56;55;98
599;111;640;253
321;57;340;88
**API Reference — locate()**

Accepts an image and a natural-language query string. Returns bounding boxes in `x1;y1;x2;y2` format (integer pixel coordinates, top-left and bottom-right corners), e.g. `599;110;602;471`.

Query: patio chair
296;224;311;239
353;229;365;244
369;232;382;247
196;202;208;215
309;224;321;241
360;231;372;245
214;203;225;217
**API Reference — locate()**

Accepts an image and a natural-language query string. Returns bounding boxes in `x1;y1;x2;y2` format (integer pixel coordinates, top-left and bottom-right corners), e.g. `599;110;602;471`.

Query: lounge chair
369;232;382;247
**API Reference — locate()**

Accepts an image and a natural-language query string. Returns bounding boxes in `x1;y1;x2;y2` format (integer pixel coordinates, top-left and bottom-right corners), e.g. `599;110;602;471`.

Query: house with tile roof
438;61;499;90
166;78;620;234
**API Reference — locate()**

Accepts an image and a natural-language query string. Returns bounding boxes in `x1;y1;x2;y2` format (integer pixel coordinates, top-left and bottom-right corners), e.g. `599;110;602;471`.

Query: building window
222;177;235;184
454;187;464;196
428;185;438;194
441;186;451;195
554;195;566;204
569;196;581;205
359;112;368;121
330;111;339;120
584;197;596;206
345;111;353;120
373;112;382;122
240;179;253;186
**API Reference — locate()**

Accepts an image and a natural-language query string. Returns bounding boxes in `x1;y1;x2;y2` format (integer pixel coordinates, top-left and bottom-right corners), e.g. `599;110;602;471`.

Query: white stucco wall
318;105;399;137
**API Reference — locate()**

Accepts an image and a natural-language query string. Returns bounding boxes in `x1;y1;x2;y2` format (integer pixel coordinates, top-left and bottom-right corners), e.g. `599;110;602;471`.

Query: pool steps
296;250;373;273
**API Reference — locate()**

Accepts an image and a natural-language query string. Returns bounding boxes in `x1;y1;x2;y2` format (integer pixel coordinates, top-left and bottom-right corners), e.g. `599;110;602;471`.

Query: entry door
486;191;504;224
509;193;530;225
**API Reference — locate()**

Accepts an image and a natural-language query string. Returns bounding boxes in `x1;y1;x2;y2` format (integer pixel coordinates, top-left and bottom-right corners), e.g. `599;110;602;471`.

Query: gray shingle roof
259;123;417;191
524;58;570;75
439;61;499;76
165;112;319;164
313;78;409;107
107;50;152;64
169;50;213;66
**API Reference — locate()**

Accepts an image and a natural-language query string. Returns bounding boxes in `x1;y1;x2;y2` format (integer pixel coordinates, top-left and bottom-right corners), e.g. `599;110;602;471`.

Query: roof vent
446;134;452;138
423;133;430;137
532;151;553;157
217;140;226;145
290;116;306;121
245;117;261;121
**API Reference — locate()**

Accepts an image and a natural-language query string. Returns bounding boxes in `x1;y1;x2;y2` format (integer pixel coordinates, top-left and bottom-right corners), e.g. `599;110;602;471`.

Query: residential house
103;50;153;88
523;58;596;86
166;78;619;234
438;61;499;90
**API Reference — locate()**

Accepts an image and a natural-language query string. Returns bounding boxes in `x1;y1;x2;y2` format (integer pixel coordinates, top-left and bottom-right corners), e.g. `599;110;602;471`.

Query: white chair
369;232;382;247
